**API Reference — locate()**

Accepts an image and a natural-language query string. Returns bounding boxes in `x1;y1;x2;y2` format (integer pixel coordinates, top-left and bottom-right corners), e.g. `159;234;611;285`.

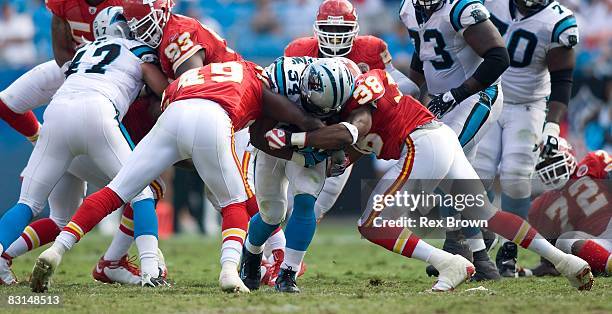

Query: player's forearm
249;121;294;161
142;63;169;98
452;46;509;102
302;124;354;151
261;88;324;131
545;68;573;124
51;15;75;67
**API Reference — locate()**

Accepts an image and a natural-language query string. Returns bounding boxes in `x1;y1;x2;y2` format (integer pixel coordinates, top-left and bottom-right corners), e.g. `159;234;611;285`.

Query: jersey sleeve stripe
321;66;338;110
275;57;287;96
450;0;485;31
172;44;203;73
130;45;156;59
551;15;577;43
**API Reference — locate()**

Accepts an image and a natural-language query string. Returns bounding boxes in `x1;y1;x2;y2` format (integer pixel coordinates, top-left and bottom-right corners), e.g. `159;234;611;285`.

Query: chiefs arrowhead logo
357;63;370;74
89;7;97;14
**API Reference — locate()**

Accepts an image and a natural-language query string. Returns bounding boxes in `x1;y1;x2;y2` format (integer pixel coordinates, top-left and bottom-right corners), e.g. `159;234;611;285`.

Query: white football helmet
535;138;577;190
299;58;357;118
93;6;132;40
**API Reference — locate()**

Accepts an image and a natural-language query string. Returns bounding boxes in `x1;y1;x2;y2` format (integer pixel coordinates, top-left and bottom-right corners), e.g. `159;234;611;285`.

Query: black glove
427;91;458;118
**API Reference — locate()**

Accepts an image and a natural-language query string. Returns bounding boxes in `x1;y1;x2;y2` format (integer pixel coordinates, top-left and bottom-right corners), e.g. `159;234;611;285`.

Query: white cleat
157;248;168;279
0;255;17;285
431;254;475;292
30;247;63;293
141;268;171;287
555;254;594;291
219;264;250;293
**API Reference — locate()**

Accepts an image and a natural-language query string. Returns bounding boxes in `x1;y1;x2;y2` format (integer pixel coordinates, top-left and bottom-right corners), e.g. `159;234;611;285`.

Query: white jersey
265;56;316;104
486;0;578;104
400;0;494;94
55;37;158;119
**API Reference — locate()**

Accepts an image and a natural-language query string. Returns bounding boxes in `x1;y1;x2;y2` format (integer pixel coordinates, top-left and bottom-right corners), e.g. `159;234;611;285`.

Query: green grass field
1;220;610;314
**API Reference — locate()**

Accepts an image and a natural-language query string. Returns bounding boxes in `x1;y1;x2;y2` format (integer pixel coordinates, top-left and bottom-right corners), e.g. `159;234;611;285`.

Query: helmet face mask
123;0;174;48
314;0;359;57
93;7;132;40
535;141;577;190
299;58;357;119
513;0;551;12
412;0;444;11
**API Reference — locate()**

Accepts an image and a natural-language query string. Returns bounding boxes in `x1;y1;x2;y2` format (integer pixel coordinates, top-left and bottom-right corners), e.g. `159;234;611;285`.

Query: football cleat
263;249;284;286
239;247;262;291
275;267;300;293
30;247;63;293
141;268;170;287
555;254;594;291
425;235;472;278
0;254;17;285
92;255;140;285
431;254;475;292
157;248;168;279
472;258;502;281
496;242;519;277
219;263;250;293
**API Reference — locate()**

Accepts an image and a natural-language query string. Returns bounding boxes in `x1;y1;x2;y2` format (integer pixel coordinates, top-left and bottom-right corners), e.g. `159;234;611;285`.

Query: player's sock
0;203;34;252
132;198;159;276
501;193;531;219
245;195;259;217
103;205;135;261
487;211;565;265
283;194;317;268
465;234;486;253
245;213;278;255
220;201;249;266
574;240;611;274
264;228;286;258
4;218;60;259
0;101;40;141
358;225;452;268
282;248;305;270
62;187;124;242
135;235;159;276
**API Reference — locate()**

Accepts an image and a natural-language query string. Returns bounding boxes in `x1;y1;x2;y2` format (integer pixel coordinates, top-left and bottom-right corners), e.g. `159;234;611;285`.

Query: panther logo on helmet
122;0;174;48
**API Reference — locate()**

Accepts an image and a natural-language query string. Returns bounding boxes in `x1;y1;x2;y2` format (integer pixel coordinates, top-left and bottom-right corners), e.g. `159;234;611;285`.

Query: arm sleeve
550;16;579;49
130;44;159;64
450;0;491;32
385;63;420;98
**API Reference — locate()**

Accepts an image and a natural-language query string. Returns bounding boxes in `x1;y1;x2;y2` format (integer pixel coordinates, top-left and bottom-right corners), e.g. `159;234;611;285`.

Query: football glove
428;91;458;118
536;122;561;158
327;150;350;177
265;128;306;150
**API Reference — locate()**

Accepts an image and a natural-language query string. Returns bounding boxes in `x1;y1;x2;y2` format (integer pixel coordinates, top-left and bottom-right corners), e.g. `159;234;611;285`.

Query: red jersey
340;69;434;160
159;14;241;80
121;97;157;145
284;36;392;73
46;0;121;44
162;61;265;130
529;151;612;239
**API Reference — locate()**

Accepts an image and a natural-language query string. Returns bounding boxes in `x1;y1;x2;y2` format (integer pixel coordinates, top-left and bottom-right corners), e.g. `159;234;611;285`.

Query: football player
266;63;594;292
399;0;510;279
0;7;168;290
31;59;324;293
121;0;289;290
240;57;358;292
283;0;419;227
527;148;611;276
475;0;579;277
0;2;163;286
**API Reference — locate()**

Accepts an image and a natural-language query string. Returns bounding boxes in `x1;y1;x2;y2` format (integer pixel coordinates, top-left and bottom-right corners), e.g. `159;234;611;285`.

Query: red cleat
92;255;140;285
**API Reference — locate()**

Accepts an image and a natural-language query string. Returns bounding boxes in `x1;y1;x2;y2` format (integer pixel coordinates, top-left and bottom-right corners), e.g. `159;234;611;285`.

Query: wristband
449;84;472;104
543;122;560;138
339;122;359;145
290;132;307;148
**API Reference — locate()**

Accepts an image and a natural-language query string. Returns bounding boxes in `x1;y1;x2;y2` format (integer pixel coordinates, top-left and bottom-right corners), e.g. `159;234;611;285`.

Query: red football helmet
123;0;174;48
314;0;359;57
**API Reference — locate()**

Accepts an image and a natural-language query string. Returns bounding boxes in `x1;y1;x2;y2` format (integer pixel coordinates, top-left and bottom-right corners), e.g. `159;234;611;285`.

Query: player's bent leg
557;231;611;275
0;60;64;141
444;138;594;290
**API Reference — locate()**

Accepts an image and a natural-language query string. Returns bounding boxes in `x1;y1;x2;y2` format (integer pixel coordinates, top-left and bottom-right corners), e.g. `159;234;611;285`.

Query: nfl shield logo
89;7;97;14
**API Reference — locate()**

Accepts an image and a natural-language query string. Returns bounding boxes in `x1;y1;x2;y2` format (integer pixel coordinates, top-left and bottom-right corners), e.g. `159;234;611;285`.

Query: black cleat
496;242;519;277
482;229;498;253
275;267;300;293
529;257;561;277
239;247;262;291
471;249;501;281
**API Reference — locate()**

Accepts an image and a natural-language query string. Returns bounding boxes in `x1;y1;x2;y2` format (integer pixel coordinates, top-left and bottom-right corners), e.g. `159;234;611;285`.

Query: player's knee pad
132;186;155;203
258;199;287;225
500;170;535;200
556;231;592;253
